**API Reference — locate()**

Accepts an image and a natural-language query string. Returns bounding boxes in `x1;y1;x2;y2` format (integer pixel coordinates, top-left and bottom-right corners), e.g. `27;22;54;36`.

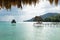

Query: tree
33;16;43;22
44;14;60;22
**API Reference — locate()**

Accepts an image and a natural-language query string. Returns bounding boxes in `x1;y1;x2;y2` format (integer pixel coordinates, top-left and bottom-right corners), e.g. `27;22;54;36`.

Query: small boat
11;19;16;23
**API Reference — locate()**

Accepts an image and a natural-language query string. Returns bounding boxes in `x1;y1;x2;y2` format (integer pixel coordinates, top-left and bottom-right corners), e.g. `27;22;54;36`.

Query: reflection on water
0;22;60;40
51;22;60;25
33;22;60;28
33;22;60;40
11;23;16;26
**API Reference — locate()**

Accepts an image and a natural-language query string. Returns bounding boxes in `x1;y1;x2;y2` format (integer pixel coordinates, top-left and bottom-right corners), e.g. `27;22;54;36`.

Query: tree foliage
44;15;60;22
33;16;43;22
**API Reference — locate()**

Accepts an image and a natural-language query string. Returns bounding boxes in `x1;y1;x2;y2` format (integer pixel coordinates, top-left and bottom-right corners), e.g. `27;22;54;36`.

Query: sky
0;0;60;22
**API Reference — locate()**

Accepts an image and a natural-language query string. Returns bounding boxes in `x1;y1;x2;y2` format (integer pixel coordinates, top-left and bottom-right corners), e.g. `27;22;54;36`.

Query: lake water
0;22;60;40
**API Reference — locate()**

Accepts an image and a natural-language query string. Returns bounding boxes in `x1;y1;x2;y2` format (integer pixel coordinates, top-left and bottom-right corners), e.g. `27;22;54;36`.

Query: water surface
0;22;60;40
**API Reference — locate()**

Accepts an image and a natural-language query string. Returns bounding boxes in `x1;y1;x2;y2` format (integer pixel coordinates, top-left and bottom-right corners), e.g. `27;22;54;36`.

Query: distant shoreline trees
33;16;43;22
44;15;60;22
33;15;60;22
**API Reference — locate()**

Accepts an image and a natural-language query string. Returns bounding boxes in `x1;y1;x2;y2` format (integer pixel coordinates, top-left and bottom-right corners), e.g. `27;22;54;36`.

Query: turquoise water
0;22;60;40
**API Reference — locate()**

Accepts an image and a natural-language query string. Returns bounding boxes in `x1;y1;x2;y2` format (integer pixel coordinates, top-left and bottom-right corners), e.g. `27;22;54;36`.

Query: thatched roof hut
0;0;59;9
0;0;39;9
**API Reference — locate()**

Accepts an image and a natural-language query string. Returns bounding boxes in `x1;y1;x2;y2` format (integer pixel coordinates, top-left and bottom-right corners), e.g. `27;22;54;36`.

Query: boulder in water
11;19;16;23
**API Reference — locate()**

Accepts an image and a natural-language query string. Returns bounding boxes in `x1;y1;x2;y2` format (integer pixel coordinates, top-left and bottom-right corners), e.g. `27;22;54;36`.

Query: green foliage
33;14;60;22
33;16;43;22
44;14;60;22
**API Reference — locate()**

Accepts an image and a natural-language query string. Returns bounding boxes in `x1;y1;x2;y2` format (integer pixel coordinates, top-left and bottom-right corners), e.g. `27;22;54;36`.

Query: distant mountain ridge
41;13;59;19
24;13;60;22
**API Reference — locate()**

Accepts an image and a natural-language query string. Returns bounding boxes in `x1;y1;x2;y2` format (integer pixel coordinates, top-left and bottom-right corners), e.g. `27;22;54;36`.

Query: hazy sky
0;0;60;22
